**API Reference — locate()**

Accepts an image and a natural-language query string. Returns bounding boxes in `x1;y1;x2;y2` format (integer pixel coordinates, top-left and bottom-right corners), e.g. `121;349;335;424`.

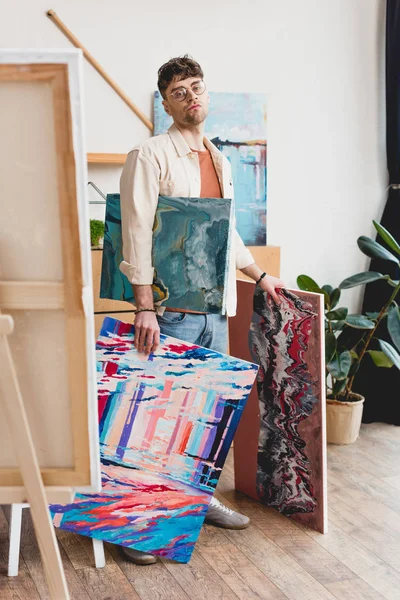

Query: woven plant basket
326;393;365;445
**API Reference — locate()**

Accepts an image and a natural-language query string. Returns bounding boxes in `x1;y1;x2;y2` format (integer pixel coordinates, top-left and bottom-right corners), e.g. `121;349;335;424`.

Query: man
119;55;285;564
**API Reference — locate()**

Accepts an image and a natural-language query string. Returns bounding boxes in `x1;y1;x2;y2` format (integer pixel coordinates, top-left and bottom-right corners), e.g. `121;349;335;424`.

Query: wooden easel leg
0;333;70;599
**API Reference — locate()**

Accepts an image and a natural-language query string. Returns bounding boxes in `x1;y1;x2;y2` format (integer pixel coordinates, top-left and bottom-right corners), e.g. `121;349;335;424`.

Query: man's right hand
133;311;160;355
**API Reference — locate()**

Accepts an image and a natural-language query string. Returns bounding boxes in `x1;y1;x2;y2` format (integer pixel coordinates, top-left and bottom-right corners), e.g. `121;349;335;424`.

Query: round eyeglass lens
172;81;206;102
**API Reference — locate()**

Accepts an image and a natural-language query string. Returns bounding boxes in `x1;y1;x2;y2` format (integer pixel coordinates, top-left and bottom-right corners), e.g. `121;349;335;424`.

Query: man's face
162;76;209;128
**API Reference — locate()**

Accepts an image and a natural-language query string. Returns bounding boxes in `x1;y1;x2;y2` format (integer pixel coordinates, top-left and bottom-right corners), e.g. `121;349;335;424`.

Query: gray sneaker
204;497;250;529
120;546;157;565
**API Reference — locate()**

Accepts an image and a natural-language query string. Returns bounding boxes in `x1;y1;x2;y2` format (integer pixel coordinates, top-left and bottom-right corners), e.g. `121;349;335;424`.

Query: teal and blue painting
101;194;232;314
50;317;258;562
154;91;267;246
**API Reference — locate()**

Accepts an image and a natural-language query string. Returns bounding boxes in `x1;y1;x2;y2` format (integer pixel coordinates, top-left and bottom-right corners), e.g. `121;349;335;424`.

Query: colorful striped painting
50;317;258;562
154;91;267;246
100;194;232;314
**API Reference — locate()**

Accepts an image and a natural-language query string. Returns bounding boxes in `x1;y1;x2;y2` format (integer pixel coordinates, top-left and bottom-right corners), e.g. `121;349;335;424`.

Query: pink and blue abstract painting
50;317;258;562
154;91;267;246
100;194;232;314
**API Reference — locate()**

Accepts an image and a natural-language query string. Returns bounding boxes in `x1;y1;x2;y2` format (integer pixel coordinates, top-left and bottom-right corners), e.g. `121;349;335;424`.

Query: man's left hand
258;275;286;305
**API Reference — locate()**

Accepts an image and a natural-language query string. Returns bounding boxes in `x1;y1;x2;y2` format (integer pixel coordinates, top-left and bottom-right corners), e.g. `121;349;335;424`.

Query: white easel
8;504;106;576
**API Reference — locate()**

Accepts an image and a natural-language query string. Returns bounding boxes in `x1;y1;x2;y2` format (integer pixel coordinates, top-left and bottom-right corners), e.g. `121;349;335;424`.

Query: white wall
0;0;387;312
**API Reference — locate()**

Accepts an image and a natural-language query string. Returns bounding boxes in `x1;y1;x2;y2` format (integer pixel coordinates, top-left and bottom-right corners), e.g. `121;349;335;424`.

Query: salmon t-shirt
191;149;222;198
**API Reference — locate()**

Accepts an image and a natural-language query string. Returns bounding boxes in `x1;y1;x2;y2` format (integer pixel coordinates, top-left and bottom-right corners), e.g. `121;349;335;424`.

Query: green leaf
357;236;400;264
325;332;337;364
388;305;400;352
367;350;394;368
327;350;352;380
330;288;341;309
366;310;389;320
90;219;105;247
388;279;400;288
321;285;334;310
366;311;381;319
345;315;375;329
339;272;387;289
322;285;334;295
326;307;348;321
331;320;346;332
332;379;347;396
373;220;400;256
297;275;321;293
378;339;400;370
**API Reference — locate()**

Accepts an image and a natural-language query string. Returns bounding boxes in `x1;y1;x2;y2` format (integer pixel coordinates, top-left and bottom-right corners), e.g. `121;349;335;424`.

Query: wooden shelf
236;246;280;280
87;153;127;165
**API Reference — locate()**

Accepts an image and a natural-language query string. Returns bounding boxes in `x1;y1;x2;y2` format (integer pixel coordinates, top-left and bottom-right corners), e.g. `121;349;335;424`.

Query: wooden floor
1;423;400;600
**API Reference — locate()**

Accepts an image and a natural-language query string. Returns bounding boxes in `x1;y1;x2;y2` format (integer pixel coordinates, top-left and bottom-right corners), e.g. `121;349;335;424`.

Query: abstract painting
51;317;258;562
100;194;134;305
101;194;233;314
230;280;327;533
154;91;267;246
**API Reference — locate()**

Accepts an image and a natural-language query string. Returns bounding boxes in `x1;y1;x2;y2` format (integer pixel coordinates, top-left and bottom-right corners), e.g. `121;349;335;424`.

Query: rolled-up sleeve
234;224;254;270
119;149;160;285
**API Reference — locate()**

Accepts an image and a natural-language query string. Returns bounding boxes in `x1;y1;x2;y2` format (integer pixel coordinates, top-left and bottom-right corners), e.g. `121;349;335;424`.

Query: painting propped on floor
51;317;258;562
230;280;327;534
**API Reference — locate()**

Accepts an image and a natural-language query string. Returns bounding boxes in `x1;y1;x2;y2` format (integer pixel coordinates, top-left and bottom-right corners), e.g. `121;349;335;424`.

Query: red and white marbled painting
230;280;327;534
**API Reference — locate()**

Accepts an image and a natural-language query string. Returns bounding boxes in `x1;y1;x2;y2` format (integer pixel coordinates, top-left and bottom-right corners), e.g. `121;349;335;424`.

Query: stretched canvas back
0;50;100;494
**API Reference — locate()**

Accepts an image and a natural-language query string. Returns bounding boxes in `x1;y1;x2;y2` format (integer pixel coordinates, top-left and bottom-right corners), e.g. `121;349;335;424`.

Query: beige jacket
119;123;254;317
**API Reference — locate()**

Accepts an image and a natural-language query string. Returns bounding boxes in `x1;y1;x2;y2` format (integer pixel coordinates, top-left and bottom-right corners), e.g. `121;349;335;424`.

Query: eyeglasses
167;81;206;102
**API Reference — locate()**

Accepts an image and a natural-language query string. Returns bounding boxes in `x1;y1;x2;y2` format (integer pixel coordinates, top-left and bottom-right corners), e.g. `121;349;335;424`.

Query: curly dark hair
157;55;204;98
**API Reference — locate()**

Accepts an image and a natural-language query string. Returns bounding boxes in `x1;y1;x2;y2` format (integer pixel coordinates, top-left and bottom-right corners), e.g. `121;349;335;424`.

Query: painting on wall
230;280;327;533
100;194;233;314
50;317;258;562
154;91;267;246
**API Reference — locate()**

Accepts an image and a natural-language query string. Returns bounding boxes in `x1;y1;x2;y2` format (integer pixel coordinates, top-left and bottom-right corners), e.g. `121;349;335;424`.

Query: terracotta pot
326;393;365;445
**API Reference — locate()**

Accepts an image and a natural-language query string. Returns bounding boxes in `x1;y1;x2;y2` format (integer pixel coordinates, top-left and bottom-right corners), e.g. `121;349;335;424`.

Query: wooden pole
46;9;154;133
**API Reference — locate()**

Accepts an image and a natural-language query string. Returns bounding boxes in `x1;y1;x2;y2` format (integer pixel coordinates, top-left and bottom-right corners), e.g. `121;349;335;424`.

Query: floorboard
0;423;399;599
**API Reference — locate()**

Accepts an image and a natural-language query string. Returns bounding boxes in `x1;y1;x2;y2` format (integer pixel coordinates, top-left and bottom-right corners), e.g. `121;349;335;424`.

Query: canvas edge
222;198;234;315
67;50;101;493
290;288;328;534
101;315;259;367
0;48;84;63
317;291;328;534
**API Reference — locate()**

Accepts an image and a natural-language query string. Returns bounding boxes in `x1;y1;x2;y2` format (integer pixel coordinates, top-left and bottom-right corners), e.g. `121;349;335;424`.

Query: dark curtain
354;0;400;425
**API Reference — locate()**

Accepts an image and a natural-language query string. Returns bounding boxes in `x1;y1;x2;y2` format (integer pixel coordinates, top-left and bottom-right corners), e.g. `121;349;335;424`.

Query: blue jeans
157;312;228;354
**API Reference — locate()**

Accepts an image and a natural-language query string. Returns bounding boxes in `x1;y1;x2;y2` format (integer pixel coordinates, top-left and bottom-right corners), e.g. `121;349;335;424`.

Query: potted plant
297;220;400;444
90;219;105;249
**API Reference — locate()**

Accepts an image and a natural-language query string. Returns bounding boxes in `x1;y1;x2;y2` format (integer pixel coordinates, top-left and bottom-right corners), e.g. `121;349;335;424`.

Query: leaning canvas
154;91;267;246
101;194;233;314
230;280;327;533
50;317;258;562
